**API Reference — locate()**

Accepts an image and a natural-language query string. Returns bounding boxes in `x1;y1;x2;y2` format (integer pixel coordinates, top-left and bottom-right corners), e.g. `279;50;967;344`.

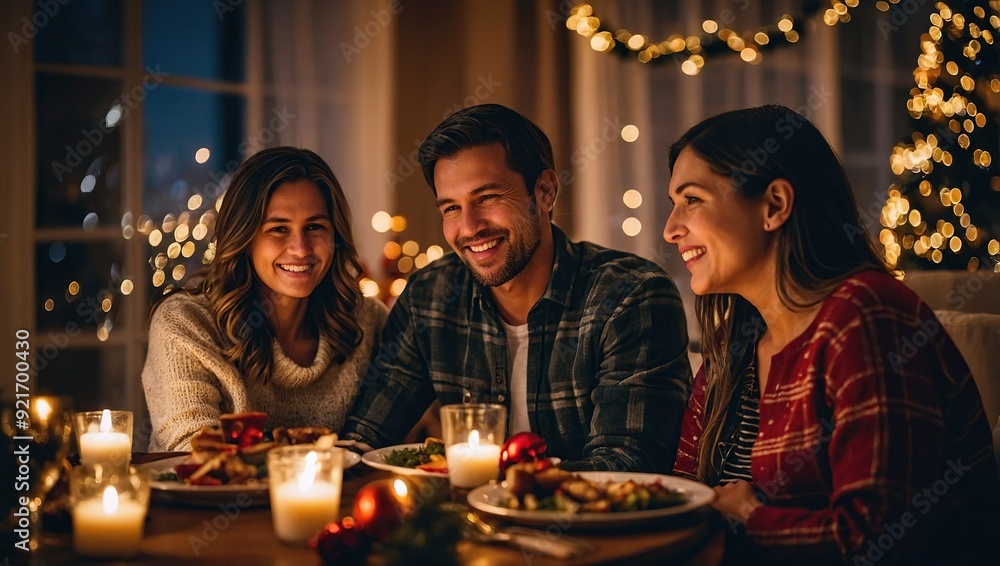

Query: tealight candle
440;403;507;489
75;409;132;469
73;486;145;557
268;447;344;544
70;465;150;558
446;430;503;488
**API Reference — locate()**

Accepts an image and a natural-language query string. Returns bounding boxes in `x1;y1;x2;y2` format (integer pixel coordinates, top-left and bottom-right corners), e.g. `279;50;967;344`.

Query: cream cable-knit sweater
142;292;388;451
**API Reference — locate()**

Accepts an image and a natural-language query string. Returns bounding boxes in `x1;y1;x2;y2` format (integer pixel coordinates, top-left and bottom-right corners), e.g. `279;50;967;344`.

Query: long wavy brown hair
668;106;891;483
151;147;364;382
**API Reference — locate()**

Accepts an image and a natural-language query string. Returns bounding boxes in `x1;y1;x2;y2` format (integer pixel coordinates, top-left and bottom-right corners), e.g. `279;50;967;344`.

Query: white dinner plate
361;443;449;477
140;452;361;507
467;472;715;529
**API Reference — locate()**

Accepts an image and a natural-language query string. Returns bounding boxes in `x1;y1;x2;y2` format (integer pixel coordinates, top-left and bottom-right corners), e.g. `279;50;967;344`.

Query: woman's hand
712;480;763;524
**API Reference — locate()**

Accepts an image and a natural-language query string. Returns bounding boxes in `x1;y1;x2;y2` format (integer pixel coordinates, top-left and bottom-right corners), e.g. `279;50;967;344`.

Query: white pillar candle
270;451;341;544
73;486;146;557
446;430;502;488
79;409;131;467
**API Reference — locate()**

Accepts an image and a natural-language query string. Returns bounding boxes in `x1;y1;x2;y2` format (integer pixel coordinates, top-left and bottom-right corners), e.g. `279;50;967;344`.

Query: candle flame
468;429;480;447
35;398;52;423
393;479;408;498
99;409;112;434
102;486;119;514
298;451;318;491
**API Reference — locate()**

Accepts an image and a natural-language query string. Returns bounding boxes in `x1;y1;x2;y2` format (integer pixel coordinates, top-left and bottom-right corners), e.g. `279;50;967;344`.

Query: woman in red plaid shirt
664;105;998;564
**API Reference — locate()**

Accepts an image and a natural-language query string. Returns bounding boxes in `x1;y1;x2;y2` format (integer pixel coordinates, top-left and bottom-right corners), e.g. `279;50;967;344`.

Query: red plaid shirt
675;271;999;563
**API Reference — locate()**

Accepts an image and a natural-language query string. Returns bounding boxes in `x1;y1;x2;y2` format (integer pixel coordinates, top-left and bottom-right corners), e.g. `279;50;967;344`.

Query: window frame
2;0;263;425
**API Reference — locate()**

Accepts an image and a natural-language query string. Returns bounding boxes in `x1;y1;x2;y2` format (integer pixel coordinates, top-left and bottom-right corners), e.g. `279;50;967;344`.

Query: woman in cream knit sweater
142;147;387;451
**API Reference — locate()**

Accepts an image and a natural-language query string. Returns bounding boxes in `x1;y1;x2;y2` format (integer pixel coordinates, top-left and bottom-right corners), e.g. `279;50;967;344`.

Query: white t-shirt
501;320;530;434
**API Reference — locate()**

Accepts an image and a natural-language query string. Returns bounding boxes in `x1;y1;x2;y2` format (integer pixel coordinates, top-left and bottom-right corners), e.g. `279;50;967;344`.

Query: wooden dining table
34;453;725;565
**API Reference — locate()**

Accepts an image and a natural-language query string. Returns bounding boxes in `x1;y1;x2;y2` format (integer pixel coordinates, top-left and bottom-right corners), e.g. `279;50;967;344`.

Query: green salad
382;440;445;468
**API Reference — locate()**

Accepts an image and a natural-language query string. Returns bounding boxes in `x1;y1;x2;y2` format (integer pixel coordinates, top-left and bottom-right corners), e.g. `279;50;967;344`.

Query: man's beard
458;220;541;287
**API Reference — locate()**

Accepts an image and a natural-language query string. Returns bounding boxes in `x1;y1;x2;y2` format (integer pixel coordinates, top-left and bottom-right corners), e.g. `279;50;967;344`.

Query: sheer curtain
261;0;395;276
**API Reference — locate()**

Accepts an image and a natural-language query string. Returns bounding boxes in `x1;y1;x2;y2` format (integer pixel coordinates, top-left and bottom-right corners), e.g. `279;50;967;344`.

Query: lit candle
73;486;146;557
446;430;502;488
270;451;342;544
79;409;131;468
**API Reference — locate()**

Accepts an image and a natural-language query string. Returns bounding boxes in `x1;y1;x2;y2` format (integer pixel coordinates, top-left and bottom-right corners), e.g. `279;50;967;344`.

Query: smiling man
343;104;692;472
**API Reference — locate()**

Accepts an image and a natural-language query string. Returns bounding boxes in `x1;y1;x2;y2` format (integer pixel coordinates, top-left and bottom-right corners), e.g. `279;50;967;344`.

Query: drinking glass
70;463;151;558
74;409;133;470
440;403;506;489
267;446;344;544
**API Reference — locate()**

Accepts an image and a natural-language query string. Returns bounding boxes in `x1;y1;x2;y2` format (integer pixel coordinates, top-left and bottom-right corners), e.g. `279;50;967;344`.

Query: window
25;0;254;446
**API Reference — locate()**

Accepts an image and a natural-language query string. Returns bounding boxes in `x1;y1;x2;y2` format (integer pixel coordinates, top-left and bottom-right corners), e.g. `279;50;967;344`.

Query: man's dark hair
417;104;556;196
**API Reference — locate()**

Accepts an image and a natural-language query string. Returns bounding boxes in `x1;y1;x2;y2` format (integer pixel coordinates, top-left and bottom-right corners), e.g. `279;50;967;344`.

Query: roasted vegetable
501;467;688;514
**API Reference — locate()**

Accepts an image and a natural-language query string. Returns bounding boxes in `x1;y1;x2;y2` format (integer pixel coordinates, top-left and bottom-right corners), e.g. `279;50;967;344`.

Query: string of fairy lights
880;1;1000;272
565;0;866;72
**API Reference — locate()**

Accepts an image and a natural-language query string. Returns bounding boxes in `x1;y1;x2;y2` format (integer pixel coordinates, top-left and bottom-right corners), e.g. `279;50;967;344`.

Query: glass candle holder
70;464;150;558
267;446;344;544
440;403;507;489
74;409;132;470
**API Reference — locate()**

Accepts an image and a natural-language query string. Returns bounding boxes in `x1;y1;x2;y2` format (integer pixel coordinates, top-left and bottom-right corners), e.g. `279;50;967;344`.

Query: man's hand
712;479;762;524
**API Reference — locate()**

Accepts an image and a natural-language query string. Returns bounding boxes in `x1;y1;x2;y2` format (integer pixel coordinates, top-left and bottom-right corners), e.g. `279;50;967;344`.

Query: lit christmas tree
881;0;1000;272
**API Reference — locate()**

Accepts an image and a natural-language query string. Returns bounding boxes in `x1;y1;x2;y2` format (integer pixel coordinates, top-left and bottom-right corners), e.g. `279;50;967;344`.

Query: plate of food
361;438;449;476
467;461;715;529
140;413;360;506
141;455;271;506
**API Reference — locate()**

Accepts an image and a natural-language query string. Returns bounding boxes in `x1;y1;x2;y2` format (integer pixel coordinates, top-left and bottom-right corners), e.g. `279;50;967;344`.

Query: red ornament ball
311;517;371;565
352;478;415;540
499;432;548;473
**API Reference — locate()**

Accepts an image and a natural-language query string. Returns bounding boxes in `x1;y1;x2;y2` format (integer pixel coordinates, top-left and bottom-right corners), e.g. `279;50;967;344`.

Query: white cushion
905;271;1000;314
935;310;1000;474
935;310;1000;424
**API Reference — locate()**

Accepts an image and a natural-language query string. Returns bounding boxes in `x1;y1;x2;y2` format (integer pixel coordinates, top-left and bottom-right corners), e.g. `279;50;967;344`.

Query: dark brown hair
417;103;556;200
669;105;891;482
